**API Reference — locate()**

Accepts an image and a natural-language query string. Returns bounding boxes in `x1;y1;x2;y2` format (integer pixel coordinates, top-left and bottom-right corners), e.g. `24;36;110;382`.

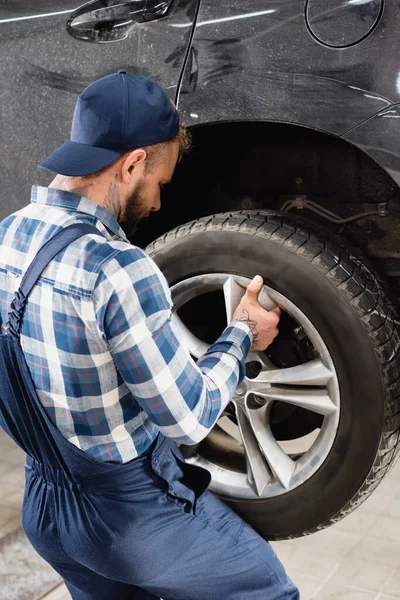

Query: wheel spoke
245;397;296;489
171;312;209;359
250;386;337;416
246;351;276;369
248;359;334;387
233;400;272;496
223;277;246;324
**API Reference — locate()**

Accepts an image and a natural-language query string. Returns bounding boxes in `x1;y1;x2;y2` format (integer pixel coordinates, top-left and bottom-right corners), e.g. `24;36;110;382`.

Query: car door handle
67;0;173;43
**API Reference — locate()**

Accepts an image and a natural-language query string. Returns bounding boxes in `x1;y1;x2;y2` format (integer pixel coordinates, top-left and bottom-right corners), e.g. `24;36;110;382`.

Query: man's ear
121;149;147;182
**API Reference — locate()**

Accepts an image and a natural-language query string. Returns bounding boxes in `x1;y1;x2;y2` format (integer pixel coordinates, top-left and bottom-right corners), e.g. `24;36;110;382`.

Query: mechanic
0;70;299;599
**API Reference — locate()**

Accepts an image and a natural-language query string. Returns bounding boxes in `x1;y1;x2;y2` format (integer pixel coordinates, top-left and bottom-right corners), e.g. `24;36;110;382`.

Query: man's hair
144;123;192;173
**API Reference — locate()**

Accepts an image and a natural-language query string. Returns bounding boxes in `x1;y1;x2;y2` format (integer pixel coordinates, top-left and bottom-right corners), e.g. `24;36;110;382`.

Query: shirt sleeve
92;246;253;445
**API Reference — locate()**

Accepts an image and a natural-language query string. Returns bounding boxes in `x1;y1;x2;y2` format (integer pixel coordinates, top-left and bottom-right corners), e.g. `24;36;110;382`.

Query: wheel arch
134;119;400;263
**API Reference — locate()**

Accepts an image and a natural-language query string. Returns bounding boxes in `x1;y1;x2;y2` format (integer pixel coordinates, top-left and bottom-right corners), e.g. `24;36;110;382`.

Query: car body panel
1;0;400;218
344;104;400;189
177;0;400;186
178;0;399;129
0;0;198;219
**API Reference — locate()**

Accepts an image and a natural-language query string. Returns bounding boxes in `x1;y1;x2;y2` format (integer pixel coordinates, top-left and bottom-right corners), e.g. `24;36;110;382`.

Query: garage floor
1;428;399;600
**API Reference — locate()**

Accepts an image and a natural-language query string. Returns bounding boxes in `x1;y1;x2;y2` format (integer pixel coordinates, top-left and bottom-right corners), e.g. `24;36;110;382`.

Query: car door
0;0;199;219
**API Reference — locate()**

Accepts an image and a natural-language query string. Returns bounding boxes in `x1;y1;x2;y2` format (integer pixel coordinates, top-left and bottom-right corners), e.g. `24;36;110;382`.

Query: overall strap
6;224;105;338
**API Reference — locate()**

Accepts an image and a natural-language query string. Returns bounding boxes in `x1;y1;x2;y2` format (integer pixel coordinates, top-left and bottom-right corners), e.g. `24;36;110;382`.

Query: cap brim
38;141;126;177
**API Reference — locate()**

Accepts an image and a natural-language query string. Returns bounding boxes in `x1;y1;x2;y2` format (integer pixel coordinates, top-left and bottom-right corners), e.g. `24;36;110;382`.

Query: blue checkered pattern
0;186;252;463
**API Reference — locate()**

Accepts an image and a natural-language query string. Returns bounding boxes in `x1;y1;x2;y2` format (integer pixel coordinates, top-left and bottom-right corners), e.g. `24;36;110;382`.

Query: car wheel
146;210;400;539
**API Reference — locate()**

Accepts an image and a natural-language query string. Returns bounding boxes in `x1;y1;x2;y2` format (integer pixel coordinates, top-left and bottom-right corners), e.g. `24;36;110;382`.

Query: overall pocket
150;443;211;515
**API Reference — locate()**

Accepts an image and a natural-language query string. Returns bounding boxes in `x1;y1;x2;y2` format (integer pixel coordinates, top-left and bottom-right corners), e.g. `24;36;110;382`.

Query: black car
2;0;399;540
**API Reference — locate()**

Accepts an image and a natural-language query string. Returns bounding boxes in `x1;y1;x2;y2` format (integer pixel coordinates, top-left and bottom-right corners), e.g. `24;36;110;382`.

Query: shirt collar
30;185;130;243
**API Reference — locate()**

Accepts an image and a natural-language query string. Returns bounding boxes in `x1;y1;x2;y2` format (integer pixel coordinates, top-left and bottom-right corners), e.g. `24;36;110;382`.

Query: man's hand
232;275;281;351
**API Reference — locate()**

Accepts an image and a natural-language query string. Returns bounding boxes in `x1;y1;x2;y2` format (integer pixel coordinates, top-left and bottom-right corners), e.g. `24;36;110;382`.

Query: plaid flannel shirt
0;186;252;463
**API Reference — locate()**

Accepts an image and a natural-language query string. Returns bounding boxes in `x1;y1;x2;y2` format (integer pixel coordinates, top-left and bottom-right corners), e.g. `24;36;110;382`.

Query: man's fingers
245;275;264;300
269;306;281;317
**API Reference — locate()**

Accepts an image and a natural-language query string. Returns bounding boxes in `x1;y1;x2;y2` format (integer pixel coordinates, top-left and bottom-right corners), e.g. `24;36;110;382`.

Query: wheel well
133;121;400;262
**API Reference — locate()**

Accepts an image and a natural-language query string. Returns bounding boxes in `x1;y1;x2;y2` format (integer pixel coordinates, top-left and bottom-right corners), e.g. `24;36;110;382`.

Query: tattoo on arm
235;309;259;344
104;175;121;221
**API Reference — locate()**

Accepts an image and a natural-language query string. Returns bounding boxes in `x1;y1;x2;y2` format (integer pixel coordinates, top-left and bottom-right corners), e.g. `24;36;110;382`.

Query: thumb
245;275;264;300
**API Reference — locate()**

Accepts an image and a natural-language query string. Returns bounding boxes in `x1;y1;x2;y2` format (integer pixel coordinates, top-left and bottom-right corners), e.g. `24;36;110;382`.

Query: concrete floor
1;428;399;600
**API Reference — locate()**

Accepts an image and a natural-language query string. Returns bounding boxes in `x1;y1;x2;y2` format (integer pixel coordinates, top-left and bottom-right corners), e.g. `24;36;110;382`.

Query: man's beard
119;179;147;238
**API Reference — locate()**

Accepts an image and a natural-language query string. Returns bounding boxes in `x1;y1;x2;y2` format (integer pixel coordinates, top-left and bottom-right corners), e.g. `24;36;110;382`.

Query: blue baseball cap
39;70;180;177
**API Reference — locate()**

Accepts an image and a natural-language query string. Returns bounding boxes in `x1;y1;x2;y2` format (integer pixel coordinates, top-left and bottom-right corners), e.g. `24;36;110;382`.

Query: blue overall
0;224;299;600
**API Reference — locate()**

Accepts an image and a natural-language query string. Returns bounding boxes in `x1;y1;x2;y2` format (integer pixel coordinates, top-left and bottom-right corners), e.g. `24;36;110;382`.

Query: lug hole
245;361;263;379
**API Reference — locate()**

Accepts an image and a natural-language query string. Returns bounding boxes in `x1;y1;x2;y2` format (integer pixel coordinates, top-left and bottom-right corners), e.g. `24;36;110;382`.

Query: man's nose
151;198;161;212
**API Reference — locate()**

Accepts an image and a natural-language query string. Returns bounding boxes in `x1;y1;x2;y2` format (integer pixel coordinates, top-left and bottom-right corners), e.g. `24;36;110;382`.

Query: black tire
146;210;400;540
